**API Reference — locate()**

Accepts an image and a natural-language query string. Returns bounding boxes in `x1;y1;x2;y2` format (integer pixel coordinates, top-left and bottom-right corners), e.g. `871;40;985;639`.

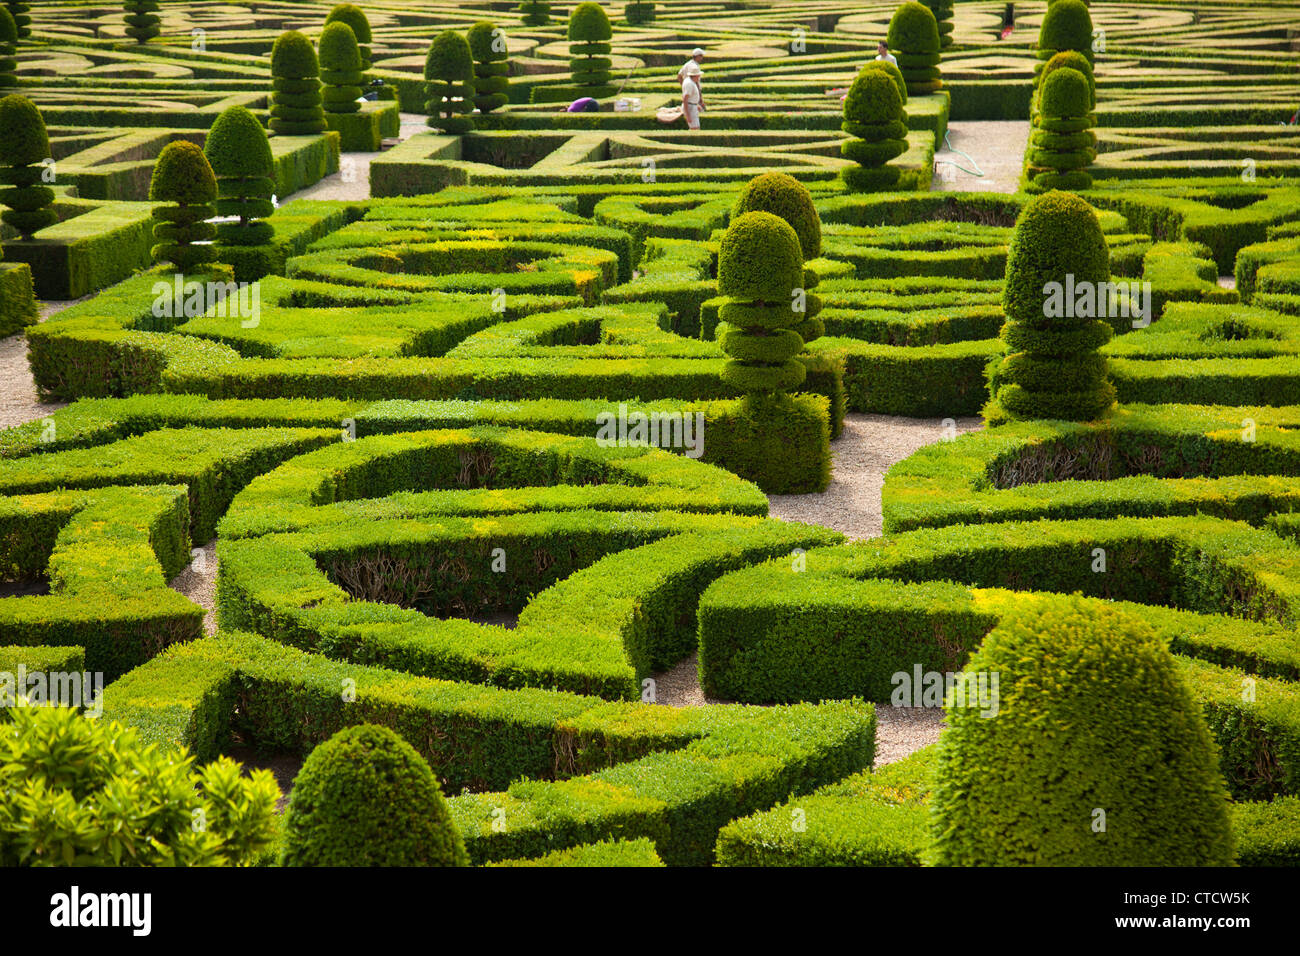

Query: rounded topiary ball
272;30;320;78
1039;0;1094;61
1039;66;1091;119
732;172;821;262
280;724;469;867
467;20;510;114
149;139;216;205
325;3;372;70
568;2;612;42
319;21;363;113
718;210;804;304
840;66;907;191
0;92;49;167
864;58;907;105
205;105;273;179
1003;190;1107;326
1039;49;1094;107
929;597;1236;866
0;93;55;237
425;28;473;81
887;0;941;53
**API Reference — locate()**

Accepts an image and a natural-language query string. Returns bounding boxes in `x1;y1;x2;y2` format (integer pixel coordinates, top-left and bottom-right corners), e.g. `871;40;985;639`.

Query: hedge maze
2;0;1300;872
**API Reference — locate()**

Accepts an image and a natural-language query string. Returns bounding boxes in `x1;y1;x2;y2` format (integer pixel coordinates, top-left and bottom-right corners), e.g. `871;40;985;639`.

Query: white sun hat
692;47;705;57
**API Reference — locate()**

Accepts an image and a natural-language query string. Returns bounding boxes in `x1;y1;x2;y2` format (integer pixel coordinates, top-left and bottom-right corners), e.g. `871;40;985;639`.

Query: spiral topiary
1037;0;1095;73
204;105;275;247
0;7;16;90
921;0;954;49
839;65;907;192
122;0;160;45
929;597;1236;865
270;31;326;135
717;211;807;393
149;140;217;274
467;21;509;115
992;190;1113;421
4;2;28;40
1026;67;1095;192
568;2;613;95
280;724;469;867
325;4;372;72
887;1;942;96
319;21;363;114
625;1;655;24
732;172;823;345
0;94;55;238
424;29;475;134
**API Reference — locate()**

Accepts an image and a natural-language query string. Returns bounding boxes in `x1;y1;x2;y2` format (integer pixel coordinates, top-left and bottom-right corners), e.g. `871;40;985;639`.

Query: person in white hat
677;48;705;130
677;47;705;82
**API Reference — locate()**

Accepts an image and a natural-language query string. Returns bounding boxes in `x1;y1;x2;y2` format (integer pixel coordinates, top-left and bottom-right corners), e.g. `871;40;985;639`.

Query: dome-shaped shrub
319;21;363;114
1039;49;1094;106
865;57;907;105
0;8;17;90
929;597;1236;865
518;1;549;27
840;66;907;192
467;21;510;114
270;31;326;135
5;2;29;40
568;2;613;95
887;1;942;95
922;0;954;49
122;0;160;45
280;724;469;867
1038;0;1094;66
717;211;807;393
1026;67;1095;192
325;4;372;72
205;105;275;247
0;94;55;238
149;140;217;273
993;190;1113;420
625;1;655;25
424;29;475;134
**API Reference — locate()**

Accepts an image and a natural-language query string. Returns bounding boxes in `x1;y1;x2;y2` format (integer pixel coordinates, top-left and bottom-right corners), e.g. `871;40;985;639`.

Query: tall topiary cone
518;1;550;27
424;30;475;134
929;597;1236;865
205;105;275;247
717;211;807;394
732;172;824;345
270;30;326;135
921;0;954;48
1036;0;1094;79
625;1;655;24
0;94;56;238
840;65;907;192
319;21;363;115
467;21;509;115
887;1;942;96
992;190;1114;421
568;2;613;95
122;0;160;44
325;4;372;73
5;2;28;40
149;140;217;274
1026;67;1095;192
0;8;17;90
280;724;469;867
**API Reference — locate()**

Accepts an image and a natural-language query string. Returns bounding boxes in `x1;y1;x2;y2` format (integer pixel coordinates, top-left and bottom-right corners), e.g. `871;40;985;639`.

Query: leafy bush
0;705;279;866
324;4;372;71
1038;49;1094;106
518;0;549;27
4;1;28;40
865;57;907;104
280;723;468;866
149;140;217;273
1038;0;1095;64
0;94;55;238
319;21;364;114
921;0;954;49
122;0;160;45
625;1;655;25
424;30;475;134
205;105;276;247
0;7;17;90
992;190;1113;421
568;2;613;93
929;597;1236;865
270;30;326;136
840;66;907;192
467;21;510;114
1026;67;1095;192
887;1;942;95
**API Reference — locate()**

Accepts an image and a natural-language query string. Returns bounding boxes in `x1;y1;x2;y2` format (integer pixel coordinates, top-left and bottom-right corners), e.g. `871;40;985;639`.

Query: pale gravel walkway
0;299;85;430
281;112;427;203
933;120;1031;194
168;540;217;636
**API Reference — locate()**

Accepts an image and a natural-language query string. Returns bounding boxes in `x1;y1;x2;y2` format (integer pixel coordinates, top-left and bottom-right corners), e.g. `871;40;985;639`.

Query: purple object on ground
567;97;600;112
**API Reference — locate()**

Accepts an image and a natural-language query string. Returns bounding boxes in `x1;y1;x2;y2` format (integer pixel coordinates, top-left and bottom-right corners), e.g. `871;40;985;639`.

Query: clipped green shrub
625;1;656;24
1037;48;1094;106
4;1;28;40
424;29;475;134
205;105;276;247
270;30;326;136
0;7;17;90
717;210;807;393
840;66;907;192
518;1;550;27
568;2;614;95
325;3;372;72
0;94;55;238
1026;67;1095;192
122;0;160;44
865;57;907;105
1037;0;1095;67
732;172;823;344
280;723;469;867
992;190;1114;421
929;598;1236;866
319;21;363;114
887;1;942;96
922;0;954;48
0;705;279;866
467;21;510;115
149;139;217;273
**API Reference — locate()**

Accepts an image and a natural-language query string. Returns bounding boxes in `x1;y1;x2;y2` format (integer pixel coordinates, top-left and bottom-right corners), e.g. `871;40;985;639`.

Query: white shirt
875;52;898;65
681;77;701;104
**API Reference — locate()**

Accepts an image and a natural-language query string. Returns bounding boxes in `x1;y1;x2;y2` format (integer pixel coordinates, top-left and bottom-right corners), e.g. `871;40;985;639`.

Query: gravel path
282;112;427;203
933;120;1030;194
168;540;218;636
0;299;85;430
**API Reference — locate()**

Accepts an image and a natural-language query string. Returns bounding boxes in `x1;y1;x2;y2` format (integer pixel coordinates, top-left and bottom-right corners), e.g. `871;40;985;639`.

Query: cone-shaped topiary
205;105;275;247
929;597;1236;865
280;724;469;867
270;30;326;135
4;2;28;40
1037;0;1094;73
467;21;509;114
992;190;1113;421
840;65;908;192
568;2;613;95
325;4;372;72
424;29;475;134
625;1;655;24
717;211;807;393
319;21;363;114
122;0;161;44
732;172;823;344
149;139;217;273
1026;67;1095;192
921;0;954;48
887;1;942;96
0;94;55;238
518;1;549;27
0;8;17;90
